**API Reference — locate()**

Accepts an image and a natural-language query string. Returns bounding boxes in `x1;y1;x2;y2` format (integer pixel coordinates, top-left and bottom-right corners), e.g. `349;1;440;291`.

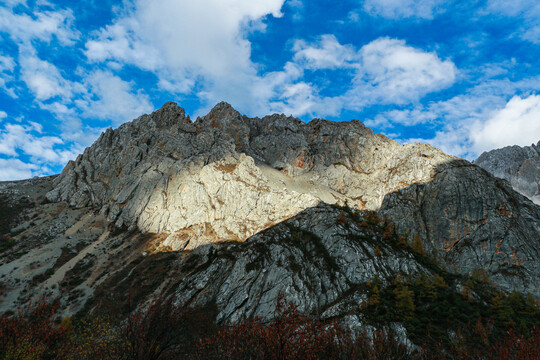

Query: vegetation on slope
1;293;539;359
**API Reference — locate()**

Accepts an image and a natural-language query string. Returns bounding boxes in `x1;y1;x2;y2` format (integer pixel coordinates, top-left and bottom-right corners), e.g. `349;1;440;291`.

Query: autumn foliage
1;295;540;360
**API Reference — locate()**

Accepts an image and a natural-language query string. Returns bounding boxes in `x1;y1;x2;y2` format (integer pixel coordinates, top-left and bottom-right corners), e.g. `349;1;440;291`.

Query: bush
1;293;540;359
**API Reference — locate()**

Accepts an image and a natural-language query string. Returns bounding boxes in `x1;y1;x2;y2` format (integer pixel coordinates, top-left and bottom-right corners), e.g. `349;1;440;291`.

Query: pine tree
412;234;425;255
393;276;415;320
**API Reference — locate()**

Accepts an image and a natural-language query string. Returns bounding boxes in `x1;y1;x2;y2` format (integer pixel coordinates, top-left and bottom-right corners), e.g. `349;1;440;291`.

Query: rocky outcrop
46;102;453;249
474;141;540;205
381;159;540;296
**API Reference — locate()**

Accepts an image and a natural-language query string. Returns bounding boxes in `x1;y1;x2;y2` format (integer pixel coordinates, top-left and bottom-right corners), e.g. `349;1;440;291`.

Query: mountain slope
1;102;540;336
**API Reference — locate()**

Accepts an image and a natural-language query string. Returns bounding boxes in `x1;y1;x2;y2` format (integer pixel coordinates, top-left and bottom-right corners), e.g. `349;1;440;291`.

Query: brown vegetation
1;293;540;360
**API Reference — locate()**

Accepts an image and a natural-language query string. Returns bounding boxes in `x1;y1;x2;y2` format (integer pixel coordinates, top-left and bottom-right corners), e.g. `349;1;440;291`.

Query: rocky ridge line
46;101;453;250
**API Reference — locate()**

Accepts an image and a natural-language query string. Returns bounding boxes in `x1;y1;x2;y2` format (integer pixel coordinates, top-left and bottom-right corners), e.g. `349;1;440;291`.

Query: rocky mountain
1;102;540;338
474;141;540;205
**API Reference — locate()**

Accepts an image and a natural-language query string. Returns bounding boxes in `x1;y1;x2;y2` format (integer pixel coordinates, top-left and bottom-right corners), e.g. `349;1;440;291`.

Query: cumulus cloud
471;95;540;153
393;76;540;159
0;5;78;44
75;70;154;125
355;38;456;104
365;107;438;128
18;47;81;100
85;0;286;114
293;35;357;69
290;36;457;111
0;55;15;73
0;54;16;96
363;0;448;19
0;122;78;164
0;158;40;181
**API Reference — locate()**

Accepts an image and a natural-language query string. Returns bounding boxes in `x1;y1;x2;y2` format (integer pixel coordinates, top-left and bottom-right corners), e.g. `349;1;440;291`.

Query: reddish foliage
195;295;344;359
1;295;539;359
120;297;215;360
194;295;412;360
0;299;68;359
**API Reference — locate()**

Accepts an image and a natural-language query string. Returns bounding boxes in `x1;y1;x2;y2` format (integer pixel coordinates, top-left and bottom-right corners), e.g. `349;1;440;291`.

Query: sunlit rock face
474;142;540;205
46;102;453;248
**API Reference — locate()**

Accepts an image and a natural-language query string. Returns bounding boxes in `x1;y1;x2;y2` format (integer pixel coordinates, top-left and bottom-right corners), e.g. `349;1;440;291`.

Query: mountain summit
46;102;453;248
1;102;540;334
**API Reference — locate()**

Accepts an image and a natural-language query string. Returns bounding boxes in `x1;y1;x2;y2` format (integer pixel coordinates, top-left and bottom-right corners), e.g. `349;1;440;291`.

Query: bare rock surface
475;141;540;204
381;159;540;296
46;102;453;248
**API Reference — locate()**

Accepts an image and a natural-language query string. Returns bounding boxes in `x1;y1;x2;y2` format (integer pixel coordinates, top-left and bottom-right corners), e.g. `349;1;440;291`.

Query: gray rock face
172;204;430;324
381;160;540;296
475;141;540;204
46;101;453;249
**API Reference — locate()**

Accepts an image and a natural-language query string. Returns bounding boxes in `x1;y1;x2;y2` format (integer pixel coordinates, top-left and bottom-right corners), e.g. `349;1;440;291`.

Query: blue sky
0;0;539;180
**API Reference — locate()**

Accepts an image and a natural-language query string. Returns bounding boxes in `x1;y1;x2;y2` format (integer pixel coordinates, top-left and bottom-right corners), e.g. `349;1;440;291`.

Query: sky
0;0;539;180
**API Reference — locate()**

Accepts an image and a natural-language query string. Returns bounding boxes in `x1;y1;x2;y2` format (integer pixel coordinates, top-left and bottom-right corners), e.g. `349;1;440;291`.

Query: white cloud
0;111;7;120
0;6;78;45
18;47;80;100
0;54;16;96
0;55;15;72
85;0;284;77
0;158;40;181
363;0;448;20
288;36;457;113
3;0;27;8
85;0;291;114
471;95;540;153
349;38;457;106
365;108;437;128
0;122;78;164
75;70;154;125
84;3;456;118
392;76;540;159
486;0;540;43
293;35;357;69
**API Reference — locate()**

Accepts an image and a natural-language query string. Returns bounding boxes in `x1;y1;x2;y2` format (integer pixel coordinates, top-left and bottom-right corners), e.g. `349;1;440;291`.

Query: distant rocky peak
46;101;457;247
475;141;540;205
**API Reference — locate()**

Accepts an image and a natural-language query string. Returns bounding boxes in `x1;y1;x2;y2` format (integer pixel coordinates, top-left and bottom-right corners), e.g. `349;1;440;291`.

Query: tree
393;276;415;320
412;234;425;255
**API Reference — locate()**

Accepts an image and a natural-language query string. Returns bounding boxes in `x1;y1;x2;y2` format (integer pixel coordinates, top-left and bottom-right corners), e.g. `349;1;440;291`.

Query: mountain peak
197;101;243;130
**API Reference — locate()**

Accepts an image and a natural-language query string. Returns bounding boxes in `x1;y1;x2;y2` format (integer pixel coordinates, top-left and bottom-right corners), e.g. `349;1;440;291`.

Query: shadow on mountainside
379;158;540;297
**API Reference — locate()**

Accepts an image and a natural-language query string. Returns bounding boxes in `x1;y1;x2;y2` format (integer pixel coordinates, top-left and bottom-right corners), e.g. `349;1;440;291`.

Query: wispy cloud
362;0;449;19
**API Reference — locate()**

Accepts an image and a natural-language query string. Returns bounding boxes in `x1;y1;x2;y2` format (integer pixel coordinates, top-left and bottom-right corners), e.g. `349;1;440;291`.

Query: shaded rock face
46;102;452;249
381;160;540;296
87;204;431;325
474;141;540;205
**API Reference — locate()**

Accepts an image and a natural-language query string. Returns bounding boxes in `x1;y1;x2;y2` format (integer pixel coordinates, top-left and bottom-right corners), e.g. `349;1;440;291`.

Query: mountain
1;102;540;341
474;141;540;205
